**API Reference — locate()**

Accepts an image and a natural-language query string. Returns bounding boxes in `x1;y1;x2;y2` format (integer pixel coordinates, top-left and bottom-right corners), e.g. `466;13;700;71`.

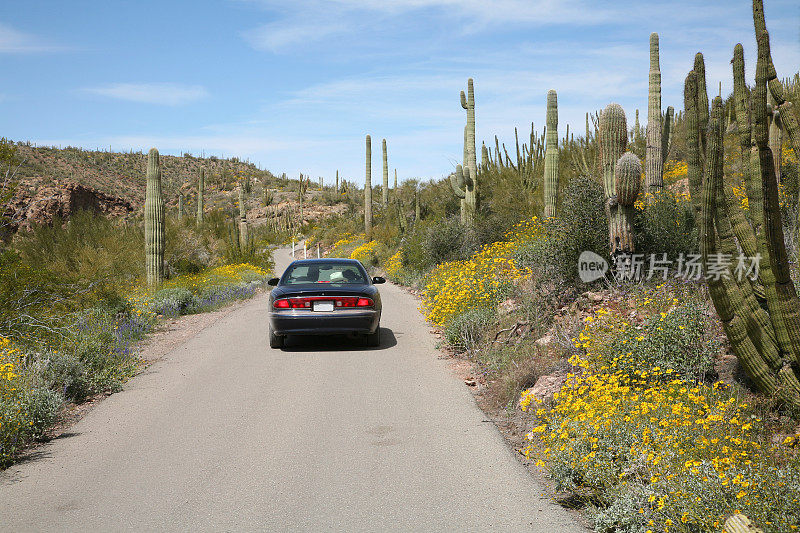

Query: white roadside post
304;241;307;259
317;243;320;258
292;239;295;258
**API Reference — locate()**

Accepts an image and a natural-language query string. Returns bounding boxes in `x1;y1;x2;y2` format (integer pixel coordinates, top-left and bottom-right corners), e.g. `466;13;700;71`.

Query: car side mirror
268;277;280;286
372;276;386;284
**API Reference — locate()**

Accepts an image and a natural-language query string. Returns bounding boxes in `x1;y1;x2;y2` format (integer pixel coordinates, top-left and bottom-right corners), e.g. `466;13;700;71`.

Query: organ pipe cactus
599;103;635;255
543;89;559;217
365;135;373;240
695;0;800;412
382;139;389;206
196;168;205;223
238;182;248;250
144;148;165;288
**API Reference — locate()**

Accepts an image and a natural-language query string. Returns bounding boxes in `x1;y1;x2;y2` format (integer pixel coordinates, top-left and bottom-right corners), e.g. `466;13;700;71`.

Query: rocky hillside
4;141;346;236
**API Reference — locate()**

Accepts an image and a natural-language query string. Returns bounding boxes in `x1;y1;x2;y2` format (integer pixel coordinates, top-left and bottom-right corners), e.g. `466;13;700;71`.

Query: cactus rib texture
645;32;664;194
694;0;800;412
144;148;165;288
599;103;635;256
543;89;559;218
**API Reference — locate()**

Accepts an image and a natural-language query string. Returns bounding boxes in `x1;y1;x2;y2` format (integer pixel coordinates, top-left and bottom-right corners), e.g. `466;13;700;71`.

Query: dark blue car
267;258;385;349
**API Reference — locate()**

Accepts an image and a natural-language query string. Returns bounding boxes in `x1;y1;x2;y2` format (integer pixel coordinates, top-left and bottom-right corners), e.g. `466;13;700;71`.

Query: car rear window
282;263;368;285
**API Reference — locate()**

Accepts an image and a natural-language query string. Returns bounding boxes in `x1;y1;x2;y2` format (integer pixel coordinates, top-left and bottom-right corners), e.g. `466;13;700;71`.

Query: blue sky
1;1;798;185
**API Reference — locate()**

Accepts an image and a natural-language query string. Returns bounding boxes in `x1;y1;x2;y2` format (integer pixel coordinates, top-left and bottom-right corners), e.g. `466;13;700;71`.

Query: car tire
366;327;381;347
269;326;284;349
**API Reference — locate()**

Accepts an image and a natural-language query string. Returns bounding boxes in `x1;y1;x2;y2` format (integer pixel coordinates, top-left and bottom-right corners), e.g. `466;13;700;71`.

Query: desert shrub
350;240;388;268
514;175;606;285
150;287;198;317
521;286;800;533
20;386;62;438
443;306;496;352
422;217;541;326
164;218;218;275
13;210;144;295
634;190;697;262
423;216;476;266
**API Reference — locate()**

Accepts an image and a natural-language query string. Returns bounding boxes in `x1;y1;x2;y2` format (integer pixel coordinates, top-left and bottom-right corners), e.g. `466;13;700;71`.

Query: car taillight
274;297;374;309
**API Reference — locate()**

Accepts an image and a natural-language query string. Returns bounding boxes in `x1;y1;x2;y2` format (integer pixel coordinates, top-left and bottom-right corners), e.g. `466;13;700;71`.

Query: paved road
1;247;582;532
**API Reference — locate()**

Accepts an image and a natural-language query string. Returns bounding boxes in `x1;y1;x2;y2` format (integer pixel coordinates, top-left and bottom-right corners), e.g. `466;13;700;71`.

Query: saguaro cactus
645;32;675;195
543;89;559;218
238;182;248;250
144;148;165;288
382;139;389;206
196;168;205;223
177;192;184;218
695;0;800;412
335;170;339;193
460;78;478;217
365;135;373;240
298;173;308;230
599;103;635;255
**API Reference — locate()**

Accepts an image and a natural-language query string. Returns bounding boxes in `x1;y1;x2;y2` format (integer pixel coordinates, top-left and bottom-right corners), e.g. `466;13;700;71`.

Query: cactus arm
460;90;467;110
661;106;674;166
752;17;800;371
694;53;710;157
699;97;780;397
684;71;704;224
449;165;466;199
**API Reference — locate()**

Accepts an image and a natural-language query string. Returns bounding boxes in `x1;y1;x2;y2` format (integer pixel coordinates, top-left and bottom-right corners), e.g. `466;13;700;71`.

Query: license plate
313;301;334;312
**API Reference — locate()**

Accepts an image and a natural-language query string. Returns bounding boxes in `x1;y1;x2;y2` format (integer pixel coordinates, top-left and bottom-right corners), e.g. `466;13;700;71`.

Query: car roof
287;258;362;265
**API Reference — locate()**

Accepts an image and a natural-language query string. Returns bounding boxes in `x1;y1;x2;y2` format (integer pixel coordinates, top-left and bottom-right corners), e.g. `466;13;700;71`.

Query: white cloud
0;23;63;53
83;83;209;105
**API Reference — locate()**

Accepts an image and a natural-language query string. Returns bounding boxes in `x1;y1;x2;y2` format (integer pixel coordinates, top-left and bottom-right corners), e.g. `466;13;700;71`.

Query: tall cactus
695;0;800;412
393;168;397;196
196;167;205;223
599;103;635;255
335;169;339;193
645;32;673;195
543;89;559;217
365;135;373;241
382;138;389;206
144;148;165;288
238;182;248;250
460;78;478;217
177;192;184;218
298;173;308;230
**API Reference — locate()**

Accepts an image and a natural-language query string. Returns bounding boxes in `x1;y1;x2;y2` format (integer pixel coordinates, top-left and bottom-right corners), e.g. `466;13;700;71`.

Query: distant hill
12;142;278;208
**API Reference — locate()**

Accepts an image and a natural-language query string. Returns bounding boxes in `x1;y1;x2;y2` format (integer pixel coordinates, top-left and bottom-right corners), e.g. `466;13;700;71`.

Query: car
267;258;385;349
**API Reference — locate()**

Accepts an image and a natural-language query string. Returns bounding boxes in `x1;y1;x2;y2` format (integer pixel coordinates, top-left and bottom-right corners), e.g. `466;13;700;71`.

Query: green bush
514;175;607;285
634;191;697;261
600;296;719;380
443;307;496;352
150;287;198;317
